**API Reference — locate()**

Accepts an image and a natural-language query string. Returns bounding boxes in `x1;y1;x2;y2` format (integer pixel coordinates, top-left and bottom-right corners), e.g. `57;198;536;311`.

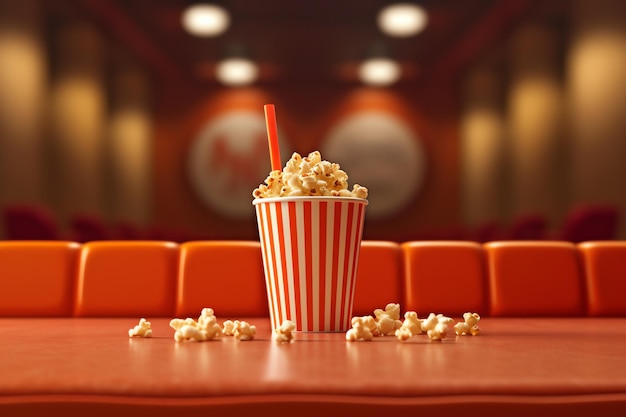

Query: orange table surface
1;317;626;417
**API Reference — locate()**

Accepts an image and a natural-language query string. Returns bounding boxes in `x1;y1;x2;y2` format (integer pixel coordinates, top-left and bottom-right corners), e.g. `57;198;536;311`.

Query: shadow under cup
253;196;368;332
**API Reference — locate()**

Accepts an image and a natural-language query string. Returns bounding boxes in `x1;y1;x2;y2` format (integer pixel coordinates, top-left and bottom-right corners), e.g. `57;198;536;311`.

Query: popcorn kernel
273;320;296;343
128;318;152;338
454;312;482;336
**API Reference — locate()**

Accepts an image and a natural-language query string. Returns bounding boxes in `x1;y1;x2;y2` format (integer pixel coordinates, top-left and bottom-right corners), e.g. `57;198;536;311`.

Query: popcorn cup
253;196;367;332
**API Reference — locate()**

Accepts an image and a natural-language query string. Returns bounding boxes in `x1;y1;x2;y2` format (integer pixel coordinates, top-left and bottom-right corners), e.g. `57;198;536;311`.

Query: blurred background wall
0;0;624;242
0;0;47;209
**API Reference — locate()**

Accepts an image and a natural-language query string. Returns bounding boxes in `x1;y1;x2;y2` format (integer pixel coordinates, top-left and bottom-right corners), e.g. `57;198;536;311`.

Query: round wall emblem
187;111;288;218
322;111;426;219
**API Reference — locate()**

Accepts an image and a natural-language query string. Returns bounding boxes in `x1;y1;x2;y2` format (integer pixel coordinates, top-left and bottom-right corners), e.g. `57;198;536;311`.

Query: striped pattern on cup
254;197;367;332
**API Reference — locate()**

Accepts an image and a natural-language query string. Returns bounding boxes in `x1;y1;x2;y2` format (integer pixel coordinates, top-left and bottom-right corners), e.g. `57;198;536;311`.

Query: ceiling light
377;3;428;37
182;3;230;37
358;58;401;86
215;57;259;86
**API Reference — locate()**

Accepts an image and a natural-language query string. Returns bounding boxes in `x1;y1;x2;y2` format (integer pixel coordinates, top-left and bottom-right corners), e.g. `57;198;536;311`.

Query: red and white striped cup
253;196;368;332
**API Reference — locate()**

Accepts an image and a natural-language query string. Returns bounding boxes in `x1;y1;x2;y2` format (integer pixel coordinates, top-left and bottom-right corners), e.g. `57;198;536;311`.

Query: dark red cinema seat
1;204;63;240
556;204;620;243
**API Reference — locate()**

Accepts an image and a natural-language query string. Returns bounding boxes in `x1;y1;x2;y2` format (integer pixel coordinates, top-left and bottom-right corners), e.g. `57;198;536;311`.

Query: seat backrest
402;241;488;317
485;241;585;316
111;221;144;240
471;220;503;243
70;213;110;242
75;241;179;317
1;204;62;240
3;240;625;319
578;241;626;316
507;213;548;240
0;241;80;316
558;204;620;242
176;241;268;318
352;241;403;316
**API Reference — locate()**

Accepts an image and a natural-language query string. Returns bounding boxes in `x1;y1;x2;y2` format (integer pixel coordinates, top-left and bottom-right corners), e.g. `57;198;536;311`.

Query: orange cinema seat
177;241;268;318
75;241;179;317
352;241;403;316
0;241;80;316
402;241;487;317
485;241;585;316
578;241;626;316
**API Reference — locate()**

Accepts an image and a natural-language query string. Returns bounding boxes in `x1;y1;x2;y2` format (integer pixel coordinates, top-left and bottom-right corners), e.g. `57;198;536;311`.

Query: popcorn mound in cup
253;151;368;333
253;151;368;199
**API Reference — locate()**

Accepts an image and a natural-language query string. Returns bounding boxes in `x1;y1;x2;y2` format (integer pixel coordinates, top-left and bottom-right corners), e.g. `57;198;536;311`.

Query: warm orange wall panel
578;241;626;316
75;241;178;317
177;241;268;318
153;85;460;242
352;241;403;316
153;88;272;241
0;241;80;316
402;241;487;317
485;242;585;316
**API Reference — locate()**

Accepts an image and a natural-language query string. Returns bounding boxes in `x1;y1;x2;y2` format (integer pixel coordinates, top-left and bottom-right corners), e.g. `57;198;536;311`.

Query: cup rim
252;196;368;206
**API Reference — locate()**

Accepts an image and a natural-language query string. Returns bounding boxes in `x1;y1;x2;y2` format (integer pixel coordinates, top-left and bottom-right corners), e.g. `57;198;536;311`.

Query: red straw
264;104;282;171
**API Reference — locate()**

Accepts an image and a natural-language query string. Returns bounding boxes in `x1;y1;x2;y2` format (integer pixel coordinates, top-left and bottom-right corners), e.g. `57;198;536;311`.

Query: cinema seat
485;241;585;316
506;212;548;240
69;213;111;242
75;241;178;317
1;204;63;240
402;241;487;317
0;241;80;316
578;241;626;316
556;204;620;242
176;241;268;318
352;241;403;316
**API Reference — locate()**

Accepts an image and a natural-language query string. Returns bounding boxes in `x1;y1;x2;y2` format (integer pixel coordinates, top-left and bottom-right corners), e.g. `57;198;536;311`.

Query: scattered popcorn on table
170;308;223;342
454;312;482;336
197;308;217;328
199;316;223;338
373;303;402;336
253;151;368;199
134;304;480;345
171;323;208;342
354;315;377;335
395;311;422;341
233;320;257;341
421;313;453;341
273;320;296;343
346;316;374;342
128;318;152;338
222;319;238;336
395;327;413;341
